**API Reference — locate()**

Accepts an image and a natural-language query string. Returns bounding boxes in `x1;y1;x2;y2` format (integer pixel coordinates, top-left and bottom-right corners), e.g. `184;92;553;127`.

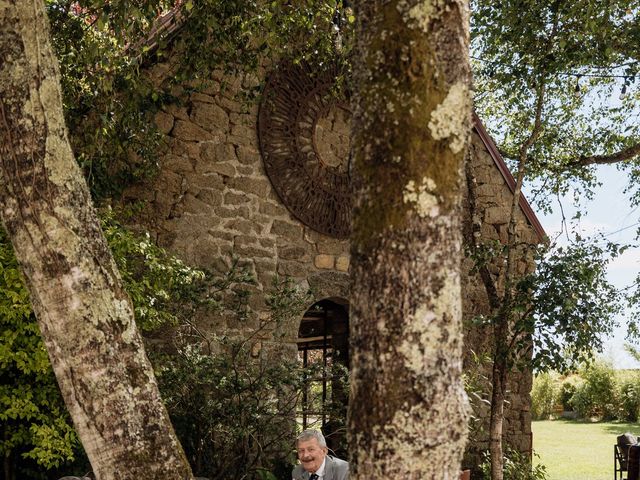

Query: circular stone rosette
257;61;351;239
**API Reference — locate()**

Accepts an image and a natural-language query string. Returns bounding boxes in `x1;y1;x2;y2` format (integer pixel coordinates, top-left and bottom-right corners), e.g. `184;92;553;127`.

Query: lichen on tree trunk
0;2;193;479
348;0;471;478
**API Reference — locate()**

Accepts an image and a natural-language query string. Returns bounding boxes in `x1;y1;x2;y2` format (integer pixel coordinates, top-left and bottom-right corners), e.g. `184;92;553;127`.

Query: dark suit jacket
291;455;349;480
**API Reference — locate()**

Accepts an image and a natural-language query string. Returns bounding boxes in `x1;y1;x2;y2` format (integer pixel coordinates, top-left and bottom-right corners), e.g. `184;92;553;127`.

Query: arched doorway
297;298;349;458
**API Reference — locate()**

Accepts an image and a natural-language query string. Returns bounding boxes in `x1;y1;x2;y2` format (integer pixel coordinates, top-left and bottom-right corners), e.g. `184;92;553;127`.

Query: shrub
559;378;578;411
480;449;548;480
155;278;316;480
619;373;640;422
531;372;559;420
570;360;620;420
156;342;304;480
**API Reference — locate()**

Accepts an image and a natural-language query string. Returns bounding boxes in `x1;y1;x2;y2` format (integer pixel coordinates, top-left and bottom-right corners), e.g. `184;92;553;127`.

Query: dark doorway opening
297;298;349;458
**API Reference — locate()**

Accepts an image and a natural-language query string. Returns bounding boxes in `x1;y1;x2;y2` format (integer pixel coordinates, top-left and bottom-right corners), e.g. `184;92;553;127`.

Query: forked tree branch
499;141;640;171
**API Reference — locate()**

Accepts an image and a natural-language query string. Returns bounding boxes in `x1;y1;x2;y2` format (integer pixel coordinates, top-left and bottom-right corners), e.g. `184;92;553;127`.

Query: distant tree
349;0;471;478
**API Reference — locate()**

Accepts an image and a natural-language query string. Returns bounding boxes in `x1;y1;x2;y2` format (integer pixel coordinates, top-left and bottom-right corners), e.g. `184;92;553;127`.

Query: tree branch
564;141;640;169
504;79;546;294
498;138;640;172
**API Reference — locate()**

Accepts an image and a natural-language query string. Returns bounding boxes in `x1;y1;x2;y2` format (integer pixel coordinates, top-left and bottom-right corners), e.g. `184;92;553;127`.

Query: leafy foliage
468;235;622;372
463;350;492;437
466;232;621;476
618;372;640;421
157;343;302;480
569;360;620;419
472;0;640;211
524;238;622;371
155;278;315;480
531;372;559;420
559;378;579;412
481;450;549;480
529;364;640;422
47;1;165;200
102;208;215;332
0;228;80;479
46;0;353;202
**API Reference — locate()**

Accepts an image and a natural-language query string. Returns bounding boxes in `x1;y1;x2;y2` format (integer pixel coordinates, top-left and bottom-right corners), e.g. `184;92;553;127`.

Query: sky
527;165;640;369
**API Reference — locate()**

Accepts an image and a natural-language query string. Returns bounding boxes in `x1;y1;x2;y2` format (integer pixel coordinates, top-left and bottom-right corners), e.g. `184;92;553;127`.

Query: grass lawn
532;419;638;480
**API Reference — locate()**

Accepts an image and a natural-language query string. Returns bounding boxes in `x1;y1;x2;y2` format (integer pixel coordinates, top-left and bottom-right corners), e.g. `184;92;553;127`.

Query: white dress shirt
313;457;327;479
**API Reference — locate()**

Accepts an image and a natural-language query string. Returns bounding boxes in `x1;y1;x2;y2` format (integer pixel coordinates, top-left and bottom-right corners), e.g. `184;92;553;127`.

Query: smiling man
292;430;349;480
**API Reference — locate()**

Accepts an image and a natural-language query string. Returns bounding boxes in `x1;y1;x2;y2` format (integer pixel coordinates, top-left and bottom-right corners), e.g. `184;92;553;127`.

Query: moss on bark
349;0;471;478
0;2;193;479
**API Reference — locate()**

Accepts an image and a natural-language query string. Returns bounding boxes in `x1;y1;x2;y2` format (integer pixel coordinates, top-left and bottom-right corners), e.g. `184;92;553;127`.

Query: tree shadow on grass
539;418;640;435
601;422;640;436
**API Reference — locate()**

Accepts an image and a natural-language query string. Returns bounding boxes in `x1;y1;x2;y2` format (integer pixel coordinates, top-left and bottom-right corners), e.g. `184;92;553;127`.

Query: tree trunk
487;84;544;480
0;3;193;479
467;135;509;480
489;339;508;480
3;451;11;480
348;1;471;478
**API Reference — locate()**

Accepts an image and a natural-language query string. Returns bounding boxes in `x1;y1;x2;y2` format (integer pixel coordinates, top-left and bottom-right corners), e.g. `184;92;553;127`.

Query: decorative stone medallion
257;61;351;239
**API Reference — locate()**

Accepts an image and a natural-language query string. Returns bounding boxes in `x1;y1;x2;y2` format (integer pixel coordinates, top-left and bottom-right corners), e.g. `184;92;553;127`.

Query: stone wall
127;68;351;335
126;66;541;464
460;131;540;463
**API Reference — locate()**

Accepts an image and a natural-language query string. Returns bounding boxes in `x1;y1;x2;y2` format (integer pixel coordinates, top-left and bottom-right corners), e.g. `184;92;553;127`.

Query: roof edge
129;4;185;57
472;112;547;243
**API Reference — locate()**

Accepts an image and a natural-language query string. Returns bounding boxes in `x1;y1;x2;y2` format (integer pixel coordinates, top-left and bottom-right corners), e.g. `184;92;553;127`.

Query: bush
155;278;318;480
619;373;640;422
559;378;578;411
480;449;548;480
530;364;640;422
570;360;620;420
157;342;304;480
531;372;559;420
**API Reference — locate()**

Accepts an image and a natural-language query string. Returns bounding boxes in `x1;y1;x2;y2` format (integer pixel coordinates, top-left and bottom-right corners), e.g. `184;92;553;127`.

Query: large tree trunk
348;1;471;478
0;3;193;479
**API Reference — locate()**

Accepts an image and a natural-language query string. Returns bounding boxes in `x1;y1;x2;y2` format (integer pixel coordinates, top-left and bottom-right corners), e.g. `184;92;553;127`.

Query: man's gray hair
296;429;327;448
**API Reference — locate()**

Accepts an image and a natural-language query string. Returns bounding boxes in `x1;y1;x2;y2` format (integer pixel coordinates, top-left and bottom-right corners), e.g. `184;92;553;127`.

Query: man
292;429;349;480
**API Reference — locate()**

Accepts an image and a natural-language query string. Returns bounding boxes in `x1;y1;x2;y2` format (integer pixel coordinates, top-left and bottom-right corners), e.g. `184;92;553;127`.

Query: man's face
297;437;328;473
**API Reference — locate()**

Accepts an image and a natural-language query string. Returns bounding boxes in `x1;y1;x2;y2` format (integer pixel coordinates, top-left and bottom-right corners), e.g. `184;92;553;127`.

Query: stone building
126;56;546;468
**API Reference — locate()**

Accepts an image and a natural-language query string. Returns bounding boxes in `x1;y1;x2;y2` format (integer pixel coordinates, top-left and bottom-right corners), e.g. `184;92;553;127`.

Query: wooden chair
616;444;629;480
629;444;640;480
616;433;639;480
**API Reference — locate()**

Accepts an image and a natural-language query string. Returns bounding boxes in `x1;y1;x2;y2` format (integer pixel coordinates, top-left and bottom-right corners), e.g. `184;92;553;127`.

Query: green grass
532;419;638;480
